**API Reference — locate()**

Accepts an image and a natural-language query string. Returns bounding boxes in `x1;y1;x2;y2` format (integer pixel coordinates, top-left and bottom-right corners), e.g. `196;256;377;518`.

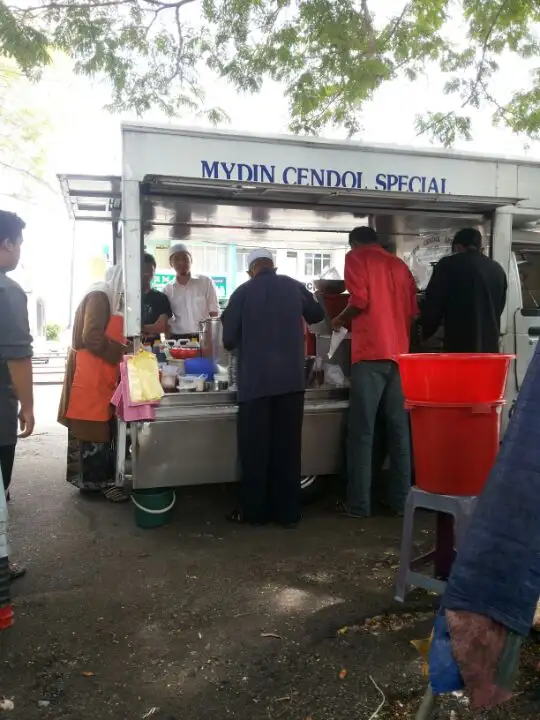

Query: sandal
9;562;26;581
336;500;368;520
103;487;130;503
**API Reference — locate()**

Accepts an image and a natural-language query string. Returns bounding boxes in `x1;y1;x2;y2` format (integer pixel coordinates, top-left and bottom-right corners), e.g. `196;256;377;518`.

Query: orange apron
65;314;125;423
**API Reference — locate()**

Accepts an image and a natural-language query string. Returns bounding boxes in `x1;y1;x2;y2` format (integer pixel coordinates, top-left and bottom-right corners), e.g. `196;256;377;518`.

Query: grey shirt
0;272;33;446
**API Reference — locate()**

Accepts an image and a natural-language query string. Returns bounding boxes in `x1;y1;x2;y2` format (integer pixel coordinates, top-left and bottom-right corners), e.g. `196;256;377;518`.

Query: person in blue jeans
333;226;418;518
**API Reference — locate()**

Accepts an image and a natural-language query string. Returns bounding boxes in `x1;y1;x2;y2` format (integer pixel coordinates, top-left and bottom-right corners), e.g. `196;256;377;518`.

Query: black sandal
335;500;368;519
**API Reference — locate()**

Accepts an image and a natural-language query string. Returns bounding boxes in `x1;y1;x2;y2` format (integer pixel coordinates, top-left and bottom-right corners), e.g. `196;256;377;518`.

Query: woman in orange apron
58;266;129;501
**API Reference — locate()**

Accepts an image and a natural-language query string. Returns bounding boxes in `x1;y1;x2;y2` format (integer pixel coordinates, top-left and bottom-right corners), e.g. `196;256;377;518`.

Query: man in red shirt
333;226;418;518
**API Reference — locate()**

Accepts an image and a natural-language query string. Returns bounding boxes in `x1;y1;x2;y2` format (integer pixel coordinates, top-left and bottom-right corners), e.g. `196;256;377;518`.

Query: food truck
58;122;540;497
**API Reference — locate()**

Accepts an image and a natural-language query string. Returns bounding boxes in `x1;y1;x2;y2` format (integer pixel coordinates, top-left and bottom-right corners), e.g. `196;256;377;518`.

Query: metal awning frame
57;173;122;223
142;175;522;217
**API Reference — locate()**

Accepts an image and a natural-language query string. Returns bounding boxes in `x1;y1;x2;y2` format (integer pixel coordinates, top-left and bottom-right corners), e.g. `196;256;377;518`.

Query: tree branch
416;0;509;139
380;1;412;48
0;159;57;193
18;0;197;13
461;0;509;107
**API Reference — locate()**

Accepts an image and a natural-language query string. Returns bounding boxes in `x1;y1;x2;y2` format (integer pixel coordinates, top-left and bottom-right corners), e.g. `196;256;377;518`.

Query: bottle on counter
312;356;324;388
153;339;167;364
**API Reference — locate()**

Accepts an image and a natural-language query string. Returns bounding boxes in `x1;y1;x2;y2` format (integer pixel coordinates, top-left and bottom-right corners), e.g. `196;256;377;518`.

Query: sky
6;15;540;328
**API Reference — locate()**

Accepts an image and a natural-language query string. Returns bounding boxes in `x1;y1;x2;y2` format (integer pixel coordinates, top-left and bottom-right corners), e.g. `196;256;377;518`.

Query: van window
515;250;540;310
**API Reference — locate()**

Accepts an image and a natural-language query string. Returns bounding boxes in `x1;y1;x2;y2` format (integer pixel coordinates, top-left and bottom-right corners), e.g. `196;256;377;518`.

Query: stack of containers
396;354;514;495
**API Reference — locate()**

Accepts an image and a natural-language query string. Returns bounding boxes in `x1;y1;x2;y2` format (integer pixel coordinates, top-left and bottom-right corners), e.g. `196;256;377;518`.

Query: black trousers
0;444;16;492
237;392;304;525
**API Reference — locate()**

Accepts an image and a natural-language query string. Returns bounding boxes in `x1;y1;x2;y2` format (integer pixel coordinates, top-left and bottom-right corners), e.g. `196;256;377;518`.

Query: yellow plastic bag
126;350;164;403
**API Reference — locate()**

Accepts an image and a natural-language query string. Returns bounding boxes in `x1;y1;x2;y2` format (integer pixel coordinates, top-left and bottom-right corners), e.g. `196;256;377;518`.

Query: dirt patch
1;391;539;719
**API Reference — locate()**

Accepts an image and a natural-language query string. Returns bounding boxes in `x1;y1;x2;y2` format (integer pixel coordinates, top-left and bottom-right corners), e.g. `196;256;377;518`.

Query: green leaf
1;0;540;144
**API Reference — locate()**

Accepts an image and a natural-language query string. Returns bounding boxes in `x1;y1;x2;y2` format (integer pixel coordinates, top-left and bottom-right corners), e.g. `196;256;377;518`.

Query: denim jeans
347;360;411;517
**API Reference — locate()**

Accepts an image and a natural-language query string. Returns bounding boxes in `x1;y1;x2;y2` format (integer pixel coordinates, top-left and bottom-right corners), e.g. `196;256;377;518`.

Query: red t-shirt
344;244;418;363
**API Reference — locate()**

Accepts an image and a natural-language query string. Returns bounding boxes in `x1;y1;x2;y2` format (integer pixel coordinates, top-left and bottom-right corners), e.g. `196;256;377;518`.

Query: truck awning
58;174;122;222
142;175;521;215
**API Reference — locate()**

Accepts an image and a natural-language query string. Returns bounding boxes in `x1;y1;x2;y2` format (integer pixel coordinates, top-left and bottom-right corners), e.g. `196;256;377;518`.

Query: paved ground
1;387;538;719
32;356;66;385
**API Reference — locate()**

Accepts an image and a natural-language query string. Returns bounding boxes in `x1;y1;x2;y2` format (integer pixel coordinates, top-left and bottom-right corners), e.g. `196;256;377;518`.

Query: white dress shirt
163;275;219;335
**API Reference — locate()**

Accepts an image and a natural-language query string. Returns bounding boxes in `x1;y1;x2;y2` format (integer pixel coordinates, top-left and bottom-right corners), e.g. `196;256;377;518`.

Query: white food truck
58;123;540;494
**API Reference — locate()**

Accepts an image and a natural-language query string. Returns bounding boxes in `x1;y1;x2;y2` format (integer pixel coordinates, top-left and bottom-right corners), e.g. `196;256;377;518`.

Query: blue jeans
347;360;411;516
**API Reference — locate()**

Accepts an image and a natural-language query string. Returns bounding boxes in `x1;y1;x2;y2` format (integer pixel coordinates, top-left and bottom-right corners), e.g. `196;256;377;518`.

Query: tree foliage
0;61;50;201
2;0;540;144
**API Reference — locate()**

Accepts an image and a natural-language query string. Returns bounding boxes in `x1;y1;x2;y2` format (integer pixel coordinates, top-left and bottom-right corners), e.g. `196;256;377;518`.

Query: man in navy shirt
222;248;324;527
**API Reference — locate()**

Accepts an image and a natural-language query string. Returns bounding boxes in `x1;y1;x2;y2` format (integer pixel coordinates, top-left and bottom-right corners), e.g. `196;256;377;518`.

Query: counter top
158;386;348;408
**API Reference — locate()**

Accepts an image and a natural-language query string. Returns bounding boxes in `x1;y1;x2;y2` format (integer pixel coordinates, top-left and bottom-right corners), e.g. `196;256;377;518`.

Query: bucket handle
131;491;176;515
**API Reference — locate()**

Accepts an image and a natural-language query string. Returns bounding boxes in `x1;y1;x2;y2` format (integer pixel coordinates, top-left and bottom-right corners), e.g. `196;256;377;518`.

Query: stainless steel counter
132;387;349;489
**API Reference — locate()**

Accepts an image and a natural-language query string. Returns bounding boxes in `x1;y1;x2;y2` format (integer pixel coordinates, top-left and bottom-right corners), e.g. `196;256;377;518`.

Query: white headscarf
86;265;124;315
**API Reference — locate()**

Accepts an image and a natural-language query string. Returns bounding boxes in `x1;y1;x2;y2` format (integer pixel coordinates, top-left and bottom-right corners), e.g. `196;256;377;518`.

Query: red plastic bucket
408;401;502;496
396;353;514;404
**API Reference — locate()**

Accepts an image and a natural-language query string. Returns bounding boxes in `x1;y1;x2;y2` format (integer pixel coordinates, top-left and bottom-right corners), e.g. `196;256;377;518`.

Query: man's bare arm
7;358;34;438
332;304;361;330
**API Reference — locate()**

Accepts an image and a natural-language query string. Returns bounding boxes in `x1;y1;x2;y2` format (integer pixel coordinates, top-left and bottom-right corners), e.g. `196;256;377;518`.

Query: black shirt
142;290;172;327
421;250;508;353
0;272;33;445
221;268;324;402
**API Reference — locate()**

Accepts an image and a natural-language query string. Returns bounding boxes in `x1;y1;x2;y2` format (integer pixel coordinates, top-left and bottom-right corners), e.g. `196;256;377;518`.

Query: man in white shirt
163;243;219;338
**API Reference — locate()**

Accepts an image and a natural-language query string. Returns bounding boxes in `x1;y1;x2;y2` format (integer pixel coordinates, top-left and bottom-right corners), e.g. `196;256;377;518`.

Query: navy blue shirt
222;269;324;402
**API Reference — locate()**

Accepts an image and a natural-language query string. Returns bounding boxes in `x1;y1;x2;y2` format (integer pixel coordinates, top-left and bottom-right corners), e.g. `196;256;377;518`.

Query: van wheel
301;474;326;504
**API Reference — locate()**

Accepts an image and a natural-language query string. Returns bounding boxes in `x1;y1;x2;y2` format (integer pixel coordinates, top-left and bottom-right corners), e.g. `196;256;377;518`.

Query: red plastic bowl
169;348;198;360
396;353;514;404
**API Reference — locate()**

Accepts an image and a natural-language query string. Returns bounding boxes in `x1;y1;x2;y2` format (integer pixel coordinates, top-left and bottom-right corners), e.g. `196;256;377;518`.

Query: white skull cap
247;248;273;269
169;243;191;259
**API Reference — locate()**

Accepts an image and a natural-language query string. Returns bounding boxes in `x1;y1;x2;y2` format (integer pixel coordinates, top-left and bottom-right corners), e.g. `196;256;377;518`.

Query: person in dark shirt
141;252;172;342
421;227;508;582
0;210;34;580
421;227;508;352
221;248;324;528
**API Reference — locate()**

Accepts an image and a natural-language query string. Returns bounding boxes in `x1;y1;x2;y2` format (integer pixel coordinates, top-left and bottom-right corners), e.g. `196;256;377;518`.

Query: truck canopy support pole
122;179;142;339
492;207;514;338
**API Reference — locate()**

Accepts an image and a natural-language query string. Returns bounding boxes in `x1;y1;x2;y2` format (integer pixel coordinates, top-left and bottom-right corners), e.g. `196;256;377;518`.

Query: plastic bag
319;265;342;280
126;350;164;404
328;327;348;358
325;363;347;387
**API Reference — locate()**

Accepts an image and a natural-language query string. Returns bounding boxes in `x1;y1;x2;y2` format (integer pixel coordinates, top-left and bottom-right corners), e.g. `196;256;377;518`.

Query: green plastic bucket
131;488;176;529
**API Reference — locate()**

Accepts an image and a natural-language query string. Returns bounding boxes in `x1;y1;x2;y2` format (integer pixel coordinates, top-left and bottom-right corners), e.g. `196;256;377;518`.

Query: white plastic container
177;374;206;392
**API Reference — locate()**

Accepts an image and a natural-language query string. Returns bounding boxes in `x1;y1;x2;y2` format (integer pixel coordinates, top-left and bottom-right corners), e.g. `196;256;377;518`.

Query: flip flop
335;500;368;519
103;487;130;503
9;562;26;581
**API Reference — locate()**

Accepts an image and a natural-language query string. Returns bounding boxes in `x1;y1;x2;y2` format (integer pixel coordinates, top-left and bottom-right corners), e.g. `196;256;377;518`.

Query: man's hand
18;405;35;438
332;304;361;331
